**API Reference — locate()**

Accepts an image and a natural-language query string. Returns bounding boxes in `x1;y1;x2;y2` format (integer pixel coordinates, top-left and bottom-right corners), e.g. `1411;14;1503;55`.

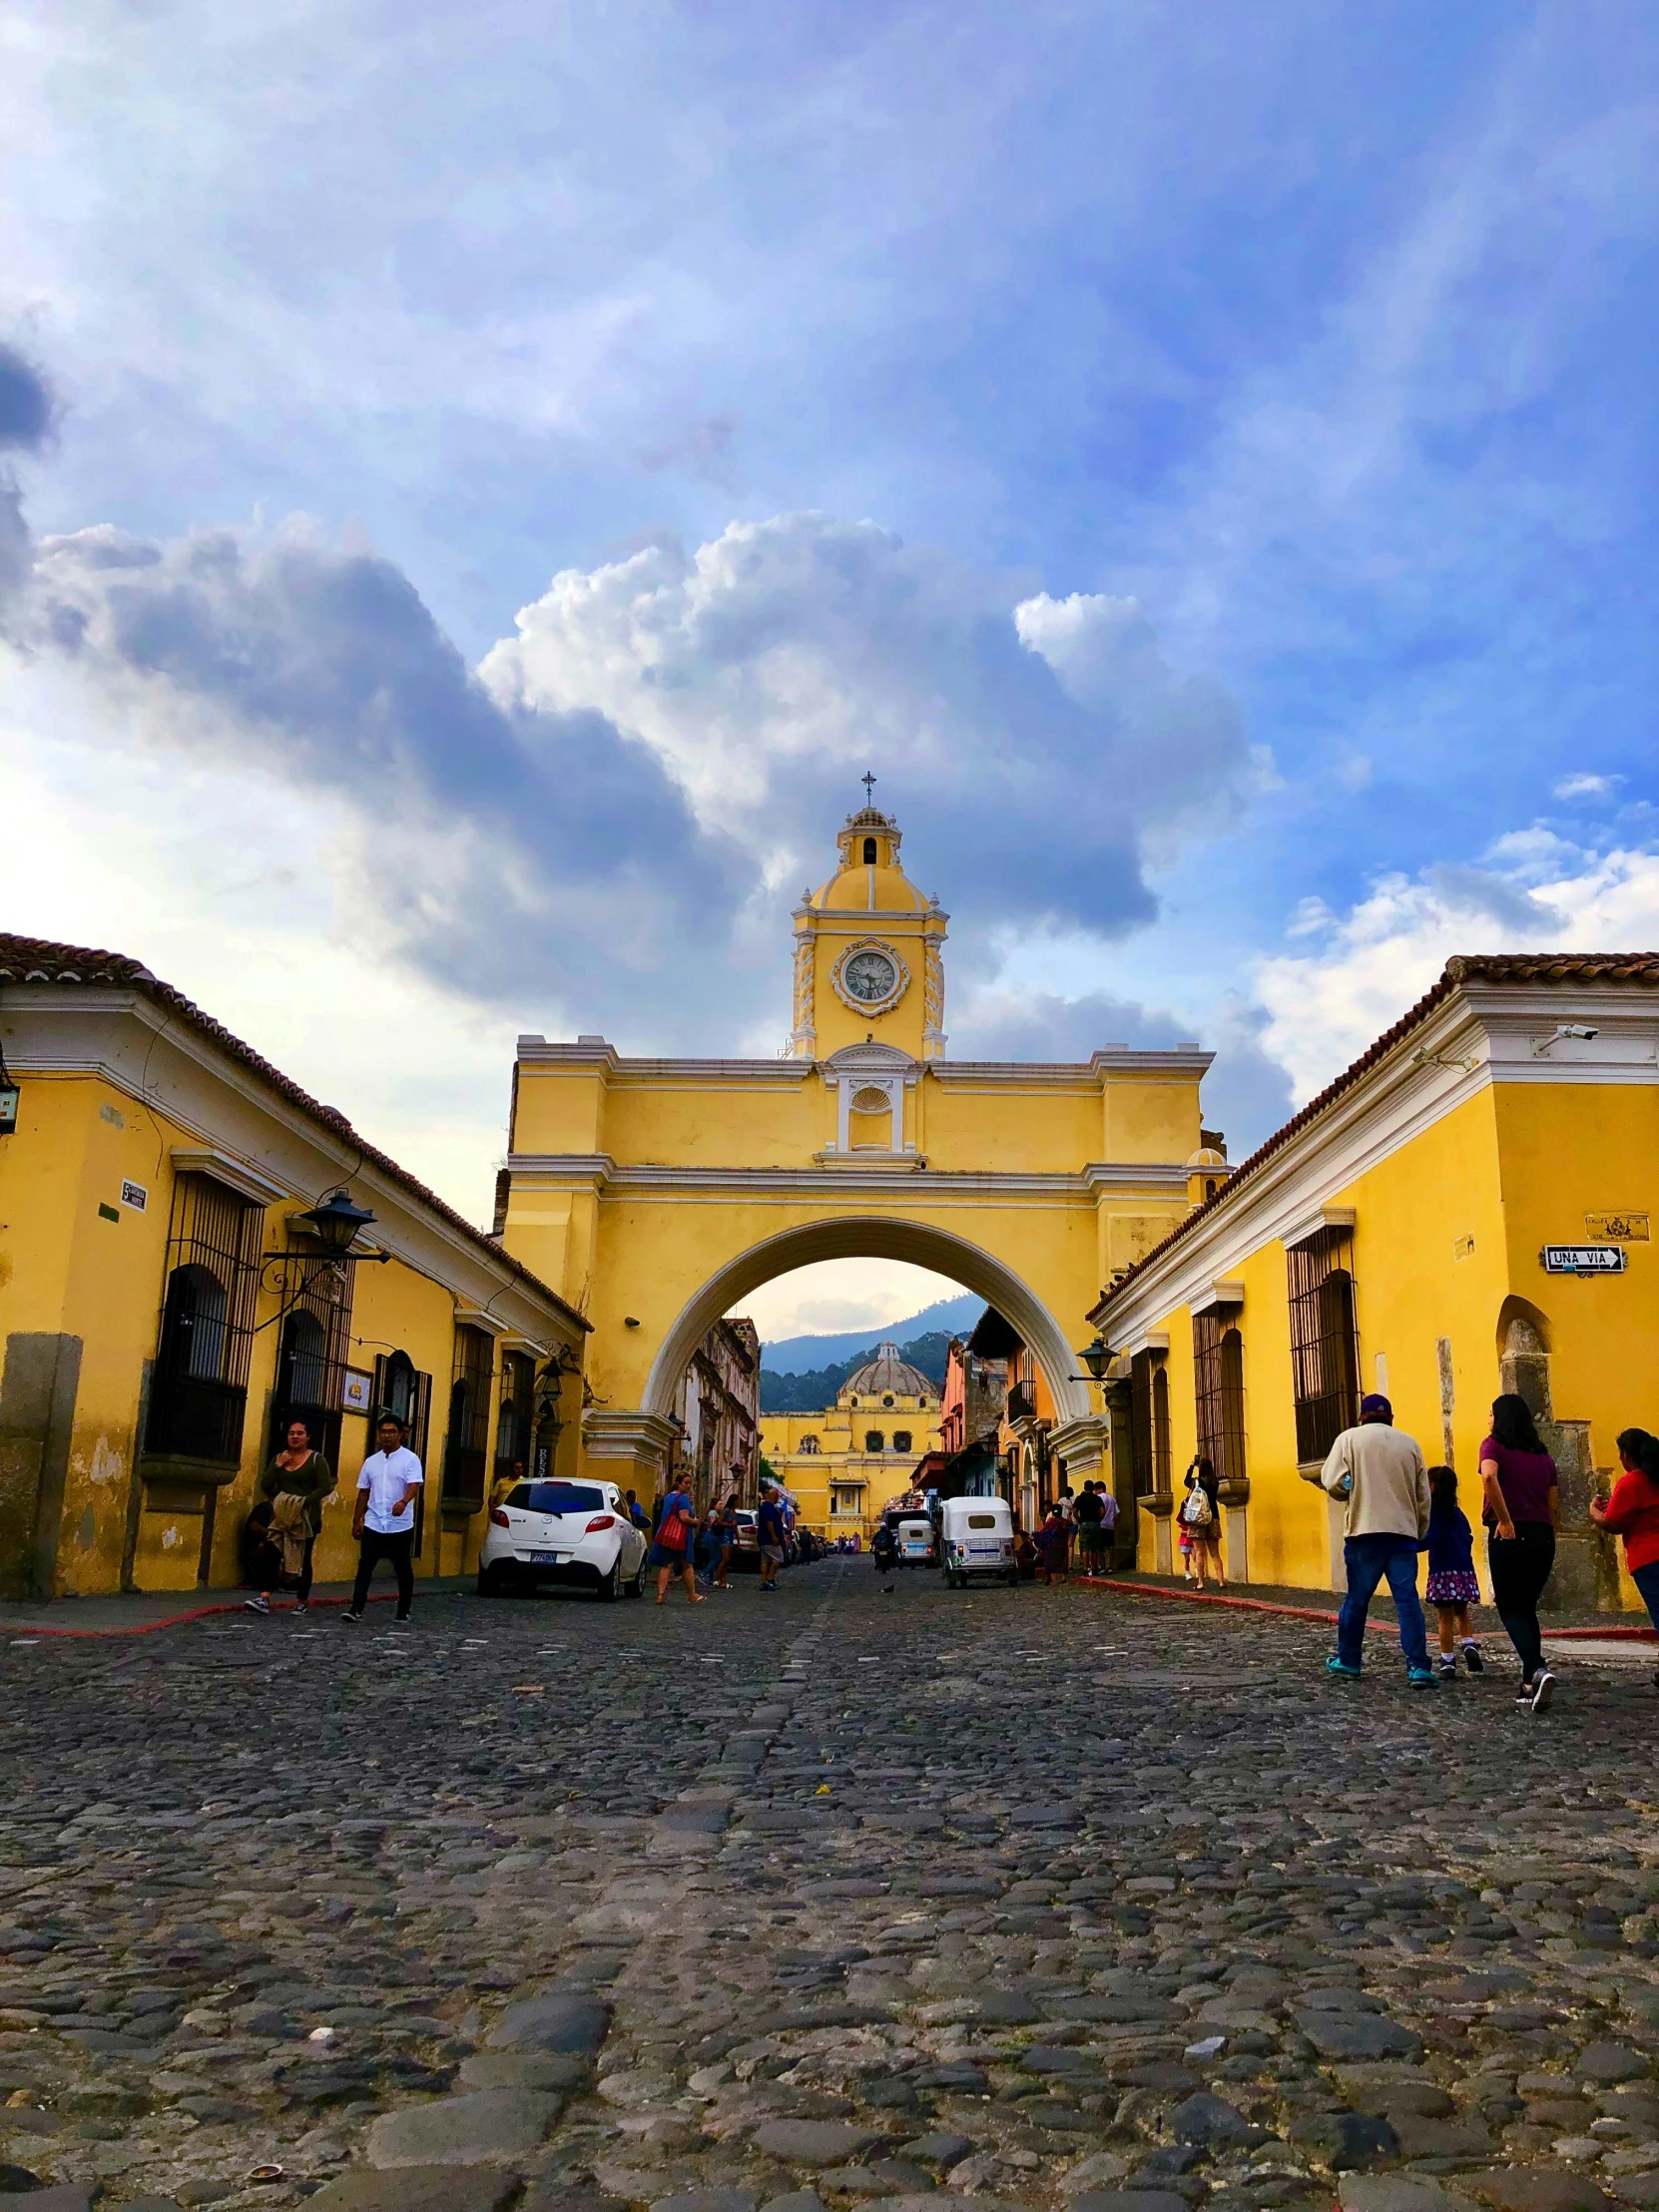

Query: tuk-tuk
894;1513;936;1567
940;1494;1016;1587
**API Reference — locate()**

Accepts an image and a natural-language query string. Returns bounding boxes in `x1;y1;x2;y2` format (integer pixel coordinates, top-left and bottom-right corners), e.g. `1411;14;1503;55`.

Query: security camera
1557;1023;1599;1041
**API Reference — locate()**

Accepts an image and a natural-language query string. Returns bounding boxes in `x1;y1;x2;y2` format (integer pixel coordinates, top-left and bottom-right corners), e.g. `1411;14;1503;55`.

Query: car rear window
507;1482;606;1514
967;1513;997;1529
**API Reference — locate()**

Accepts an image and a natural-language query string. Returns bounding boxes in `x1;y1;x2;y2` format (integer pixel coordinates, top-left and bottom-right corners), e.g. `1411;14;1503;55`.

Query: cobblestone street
4;1563;1659;2212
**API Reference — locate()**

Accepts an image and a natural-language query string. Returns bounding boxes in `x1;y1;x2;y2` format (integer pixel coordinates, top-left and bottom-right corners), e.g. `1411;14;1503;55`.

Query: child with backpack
1425;1463;1484;1677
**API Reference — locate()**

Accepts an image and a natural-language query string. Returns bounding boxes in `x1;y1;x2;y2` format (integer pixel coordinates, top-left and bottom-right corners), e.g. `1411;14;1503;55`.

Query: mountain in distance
760;1291;983;1377
757;1291;986;1414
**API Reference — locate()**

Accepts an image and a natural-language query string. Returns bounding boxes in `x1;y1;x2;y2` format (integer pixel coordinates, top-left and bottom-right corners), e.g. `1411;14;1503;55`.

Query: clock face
843;949;899;1004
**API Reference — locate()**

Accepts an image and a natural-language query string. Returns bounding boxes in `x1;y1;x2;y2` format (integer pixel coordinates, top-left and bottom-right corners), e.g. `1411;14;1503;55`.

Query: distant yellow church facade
499;797;1213;1506
760;1341;944;1537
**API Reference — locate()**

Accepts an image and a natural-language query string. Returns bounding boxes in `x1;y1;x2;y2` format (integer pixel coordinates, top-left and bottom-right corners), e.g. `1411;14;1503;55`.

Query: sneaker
1326;1655;1363;1679
1463;1641;1484;1674
341;1609;364;1624
394;1612;411;1624
1407;1665;1439;1689
1530;1670;1556;1712
291;1601;308;1617
1438;1657;1457;1678
243;1594;270;1615
1514;1678;1536;1704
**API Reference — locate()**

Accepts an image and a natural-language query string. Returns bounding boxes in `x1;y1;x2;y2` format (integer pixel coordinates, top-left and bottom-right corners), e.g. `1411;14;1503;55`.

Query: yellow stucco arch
641;1215;1090;1425
497;797;1217;1496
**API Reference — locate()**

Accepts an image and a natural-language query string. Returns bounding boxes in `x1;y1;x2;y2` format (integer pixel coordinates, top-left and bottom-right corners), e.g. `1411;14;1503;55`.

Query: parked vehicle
940;1494;1017;1587
478;1477;648;1601
893;1512;936;1568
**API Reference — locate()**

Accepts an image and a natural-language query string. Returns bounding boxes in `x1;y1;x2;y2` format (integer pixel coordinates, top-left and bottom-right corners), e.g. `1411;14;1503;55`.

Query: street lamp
1074;1333;1112;1384
296;1188;377;1256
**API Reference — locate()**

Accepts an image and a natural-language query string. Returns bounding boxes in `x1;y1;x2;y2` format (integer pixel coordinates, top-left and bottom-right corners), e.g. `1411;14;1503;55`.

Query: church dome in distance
843;1340;933;1400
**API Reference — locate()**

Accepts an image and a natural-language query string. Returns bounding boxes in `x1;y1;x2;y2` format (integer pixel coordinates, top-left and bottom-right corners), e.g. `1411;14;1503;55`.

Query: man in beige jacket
1321;1393;1435;1686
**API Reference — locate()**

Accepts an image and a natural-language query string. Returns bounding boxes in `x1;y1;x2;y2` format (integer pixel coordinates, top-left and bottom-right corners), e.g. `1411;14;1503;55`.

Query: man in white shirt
343;1414;423;1623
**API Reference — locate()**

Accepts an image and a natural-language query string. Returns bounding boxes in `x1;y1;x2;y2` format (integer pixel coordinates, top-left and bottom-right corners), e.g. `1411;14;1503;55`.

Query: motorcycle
870;1525;898;1573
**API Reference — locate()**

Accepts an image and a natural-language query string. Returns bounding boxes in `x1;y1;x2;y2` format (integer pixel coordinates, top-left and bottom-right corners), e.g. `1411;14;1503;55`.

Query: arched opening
643;1217;1088;1425
163;1262;230;1382
862;835;878;863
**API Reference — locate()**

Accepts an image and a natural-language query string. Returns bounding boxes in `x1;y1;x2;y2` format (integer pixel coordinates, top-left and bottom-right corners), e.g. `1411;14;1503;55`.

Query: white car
478;1476;648;1601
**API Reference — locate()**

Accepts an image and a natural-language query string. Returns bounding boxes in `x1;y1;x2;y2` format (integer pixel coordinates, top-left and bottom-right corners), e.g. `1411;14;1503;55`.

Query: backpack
1180;1483;1213;1528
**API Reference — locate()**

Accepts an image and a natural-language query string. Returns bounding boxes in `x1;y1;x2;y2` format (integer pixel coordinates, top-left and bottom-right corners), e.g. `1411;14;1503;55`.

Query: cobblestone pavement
4;1560;1659;2212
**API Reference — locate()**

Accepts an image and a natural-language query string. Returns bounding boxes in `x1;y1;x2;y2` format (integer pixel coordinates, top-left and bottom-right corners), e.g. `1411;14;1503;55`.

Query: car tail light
585;1514;616;1532
489;1507;510;1527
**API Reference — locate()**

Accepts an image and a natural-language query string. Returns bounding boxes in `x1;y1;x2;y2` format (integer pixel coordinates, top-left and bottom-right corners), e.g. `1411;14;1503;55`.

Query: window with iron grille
1129;1351;1154;1494
270;1248;356;1469
1287;1225;1359;1463
1193;1312;1247;1485
494;1350;535;1478
443;1325;495;1507
145;1174;264;1466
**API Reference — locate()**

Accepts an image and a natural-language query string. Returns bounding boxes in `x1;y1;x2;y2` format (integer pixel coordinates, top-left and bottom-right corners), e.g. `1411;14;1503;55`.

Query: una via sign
1540;1244;1627;1276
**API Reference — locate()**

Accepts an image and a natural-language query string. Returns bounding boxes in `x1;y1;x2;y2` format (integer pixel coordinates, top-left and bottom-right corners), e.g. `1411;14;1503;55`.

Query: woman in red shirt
1590;1428;1659;1666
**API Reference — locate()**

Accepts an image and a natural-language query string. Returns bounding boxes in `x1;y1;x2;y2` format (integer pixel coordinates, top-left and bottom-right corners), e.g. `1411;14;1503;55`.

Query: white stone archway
640;1214;1092;1428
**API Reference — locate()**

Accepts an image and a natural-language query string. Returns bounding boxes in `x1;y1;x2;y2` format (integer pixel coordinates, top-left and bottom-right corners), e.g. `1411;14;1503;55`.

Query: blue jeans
1632;1558;1659;1640
1338;1534;1429;1670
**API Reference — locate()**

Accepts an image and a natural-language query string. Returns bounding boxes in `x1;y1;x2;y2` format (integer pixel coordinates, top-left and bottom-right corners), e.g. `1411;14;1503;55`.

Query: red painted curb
6;1592;404;1640
1076;1574;1657;1640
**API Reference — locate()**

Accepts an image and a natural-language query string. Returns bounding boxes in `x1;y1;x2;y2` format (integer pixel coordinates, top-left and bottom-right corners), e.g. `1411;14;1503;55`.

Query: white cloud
1553;772;1621;801
734;1260;968;1344
1255;842;1659;1102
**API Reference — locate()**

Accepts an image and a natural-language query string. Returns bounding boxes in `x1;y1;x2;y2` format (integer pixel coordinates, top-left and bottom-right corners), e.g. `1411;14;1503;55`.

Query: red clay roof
0;931;587;1332
1090;951;1659;1324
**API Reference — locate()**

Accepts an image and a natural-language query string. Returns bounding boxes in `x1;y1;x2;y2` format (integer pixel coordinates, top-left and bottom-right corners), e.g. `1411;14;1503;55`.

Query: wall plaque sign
1585;1211;1650;1242
1540;1244;1627;1276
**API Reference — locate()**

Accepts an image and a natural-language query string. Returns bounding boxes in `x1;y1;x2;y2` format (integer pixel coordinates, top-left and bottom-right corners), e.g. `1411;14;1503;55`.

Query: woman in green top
246;1418;336;1616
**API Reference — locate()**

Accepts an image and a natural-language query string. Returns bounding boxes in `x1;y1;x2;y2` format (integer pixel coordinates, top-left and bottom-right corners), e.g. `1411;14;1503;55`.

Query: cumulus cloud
1256;842;1659;1102
19;518;743;1033
9;503;1256;1052
1553;772;1621;802
480;514;1256;945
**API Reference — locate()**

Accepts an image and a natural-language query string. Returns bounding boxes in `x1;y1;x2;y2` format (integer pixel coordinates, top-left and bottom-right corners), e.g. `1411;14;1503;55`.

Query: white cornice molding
8;996;581;1342
1093;980;1659;1341
170;1147;291;1206
508;1156;1193;1203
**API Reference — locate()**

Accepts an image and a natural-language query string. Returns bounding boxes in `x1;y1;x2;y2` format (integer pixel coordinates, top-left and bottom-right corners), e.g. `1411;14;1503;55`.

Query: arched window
277;1308;327;1411
443;1326;495;1509
862;835;877;863
163;1263;230;1382
800;1434;821;1454
382;1350;417;1428
892;1429;912;1452
864;1430;885;1452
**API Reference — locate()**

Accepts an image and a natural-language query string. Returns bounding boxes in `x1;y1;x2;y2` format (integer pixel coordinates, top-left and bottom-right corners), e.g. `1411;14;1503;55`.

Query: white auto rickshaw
940;1495;1016;1587
895;1513;937;1567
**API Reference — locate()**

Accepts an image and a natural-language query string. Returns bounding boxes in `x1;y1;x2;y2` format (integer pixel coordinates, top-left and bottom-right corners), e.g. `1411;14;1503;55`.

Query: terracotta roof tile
1090;951;1659;1323
0;931;587;1332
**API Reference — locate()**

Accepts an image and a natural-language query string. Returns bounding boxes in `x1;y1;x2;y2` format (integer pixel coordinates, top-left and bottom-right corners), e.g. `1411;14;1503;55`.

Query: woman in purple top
1479;1393;1559;1712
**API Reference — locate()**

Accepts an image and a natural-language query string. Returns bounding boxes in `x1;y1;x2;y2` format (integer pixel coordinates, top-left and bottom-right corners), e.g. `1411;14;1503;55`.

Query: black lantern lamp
1075;1333;1112;1384
297;1188;376;1256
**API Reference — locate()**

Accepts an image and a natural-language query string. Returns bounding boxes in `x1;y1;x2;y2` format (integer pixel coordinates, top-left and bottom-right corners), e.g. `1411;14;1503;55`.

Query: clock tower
789;788;947;1062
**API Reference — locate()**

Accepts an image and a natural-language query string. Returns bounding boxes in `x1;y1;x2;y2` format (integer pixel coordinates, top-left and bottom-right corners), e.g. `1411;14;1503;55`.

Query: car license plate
528;1550;564;1564
969;1544;998;1555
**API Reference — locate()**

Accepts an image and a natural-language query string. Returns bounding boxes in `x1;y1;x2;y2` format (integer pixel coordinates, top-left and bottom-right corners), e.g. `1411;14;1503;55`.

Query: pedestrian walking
651;1478;704;1604
1180;1454;1226;1591
1479;1393;1559;1712
693;1506;722;1590
1321;1392;1435;1687
1590;1429;1659;1674
1036;1501;1071;1584
714;1490;738;1590
343;1414;423;1624
757;1484;787;1590
1424;1464;1484;1678
246;1417;335;1616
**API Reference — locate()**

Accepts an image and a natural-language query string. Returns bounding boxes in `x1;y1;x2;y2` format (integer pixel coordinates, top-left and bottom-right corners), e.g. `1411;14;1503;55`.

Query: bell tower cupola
789;776;948;1061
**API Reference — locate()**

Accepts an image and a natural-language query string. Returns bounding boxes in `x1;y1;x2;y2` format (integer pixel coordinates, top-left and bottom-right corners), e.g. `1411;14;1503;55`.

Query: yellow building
1090;952;1659;1617
499;796;1210;1502
759;1341;943;1537
0;934;586;1600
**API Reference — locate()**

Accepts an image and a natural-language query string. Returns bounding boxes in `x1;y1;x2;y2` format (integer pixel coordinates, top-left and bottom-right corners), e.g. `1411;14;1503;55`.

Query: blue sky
4;0;1659;1308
